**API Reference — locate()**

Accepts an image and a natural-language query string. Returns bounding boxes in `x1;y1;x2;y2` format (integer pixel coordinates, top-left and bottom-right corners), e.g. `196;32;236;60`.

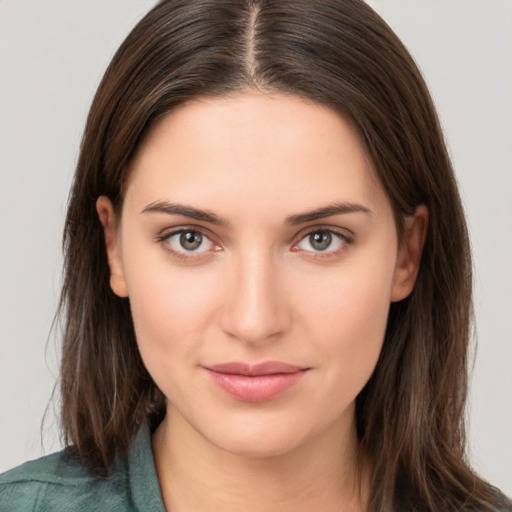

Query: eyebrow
285;202;372;225
141;201;230;226
141;200;372;226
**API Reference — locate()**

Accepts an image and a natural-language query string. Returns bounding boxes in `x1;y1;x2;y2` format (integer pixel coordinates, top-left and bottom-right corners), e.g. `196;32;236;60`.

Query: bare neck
152;406;368;512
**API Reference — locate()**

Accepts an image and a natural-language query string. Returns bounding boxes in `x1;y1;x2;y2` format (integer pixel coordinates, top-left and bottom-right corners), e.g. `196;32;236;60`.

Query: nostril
218;255;292;344
219;293;291;344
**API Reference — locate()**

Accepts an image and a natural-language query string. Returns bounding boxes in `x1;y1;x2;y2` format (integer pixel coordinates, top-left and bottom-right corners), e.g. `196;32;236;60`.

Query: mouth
202;361;310;402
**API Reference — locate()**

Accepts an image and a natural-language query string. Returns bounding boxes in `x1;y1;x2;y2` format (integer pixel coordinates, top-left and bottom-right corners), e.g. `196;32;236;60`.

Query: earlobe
391;205;428;302
96;196;128;298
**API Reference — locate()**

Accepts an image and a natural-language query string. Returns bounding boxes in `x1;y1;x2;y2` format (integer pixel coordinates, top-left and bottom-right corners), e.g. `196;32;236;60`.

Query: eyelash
156;228;220;261
292;228;353;259
156;226;353;262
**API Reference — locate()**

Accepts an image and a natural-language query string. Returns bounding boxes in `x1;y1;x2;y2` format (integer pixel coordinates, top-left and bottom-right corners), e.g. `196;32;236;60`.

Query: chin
196;409;319;459
211;430;305;459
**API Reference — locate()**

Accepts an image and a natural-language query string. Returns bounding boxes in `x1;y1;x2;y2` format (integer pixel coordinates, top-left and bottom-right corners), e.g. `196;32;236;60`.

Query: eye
295;229;348;253
164;229;217;254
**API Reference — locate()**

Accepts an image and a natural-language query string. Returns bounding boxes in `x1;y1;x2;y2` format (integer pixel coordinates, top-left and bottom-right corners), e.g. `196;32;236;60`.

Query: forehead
124;92;388;219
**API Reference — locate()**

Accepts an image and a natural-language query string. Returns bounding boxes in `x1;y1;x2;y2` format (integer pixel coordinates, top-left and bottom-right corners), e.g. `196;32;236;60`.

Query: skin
97;92;427;512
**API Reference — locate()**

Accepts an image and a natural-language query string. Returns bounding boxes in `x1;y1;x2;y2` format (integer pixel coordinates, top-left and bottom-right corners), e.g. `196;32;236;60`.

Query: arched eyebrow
285;202;372;225
141;201;230;226
141;200;372;227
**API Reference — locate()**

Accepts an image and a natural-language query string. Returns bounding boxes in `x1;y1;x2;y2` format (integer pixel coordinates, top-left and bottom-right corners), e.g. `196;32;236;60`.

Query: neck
152;405;368;512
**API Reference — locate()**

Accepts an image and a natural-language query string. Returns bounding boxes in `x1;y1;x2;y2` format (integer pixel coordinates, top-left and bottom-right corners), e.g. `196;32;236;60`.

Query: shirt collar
128;423;166;511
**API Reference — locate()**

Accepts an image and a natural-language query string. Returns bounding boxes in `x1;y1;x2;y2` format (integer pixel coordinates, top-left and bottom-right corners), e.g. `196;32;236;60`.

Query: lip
203;361;309;402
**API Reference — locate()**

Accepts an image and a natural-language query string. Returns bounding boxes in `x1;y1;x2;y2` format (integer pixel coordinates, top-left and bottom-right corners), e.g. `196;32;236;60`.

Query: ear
96;196;128;298
391;205;428;302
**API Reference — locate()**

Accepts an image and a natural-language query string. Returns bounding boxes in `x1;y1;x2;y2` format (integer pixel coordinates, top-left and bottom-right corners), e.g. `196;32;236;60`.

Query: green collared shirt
0;425;165;511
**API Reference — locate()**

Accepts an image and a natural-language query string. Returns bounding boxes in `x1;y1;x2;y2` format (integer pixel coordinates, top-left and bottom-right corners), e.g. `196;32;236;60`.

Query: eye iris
180;231;202;250
310;231;332;251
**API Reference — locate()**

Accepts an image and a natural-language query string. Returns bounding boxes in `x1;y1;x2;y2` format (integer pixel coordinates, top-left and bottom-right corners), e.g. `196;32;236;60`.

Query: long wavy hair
59;0;510;510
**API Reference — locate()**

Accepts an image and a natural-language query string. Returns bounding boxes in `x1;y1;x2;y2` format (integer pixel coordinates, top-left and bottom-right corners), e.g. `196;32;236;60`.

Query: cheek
303;251;395;333
122;249;221;374
299;253;396;391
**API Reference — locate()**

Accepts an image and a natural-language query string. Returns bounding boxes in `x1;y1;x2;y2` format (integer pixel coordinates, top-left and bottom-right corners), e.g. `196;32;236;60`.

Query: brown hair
59;0;510;510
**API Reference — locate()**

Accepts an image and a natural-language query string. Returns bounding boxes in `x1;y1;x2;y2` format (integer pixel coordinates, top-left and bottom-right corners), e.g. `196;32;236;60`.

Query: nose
219;249;291;345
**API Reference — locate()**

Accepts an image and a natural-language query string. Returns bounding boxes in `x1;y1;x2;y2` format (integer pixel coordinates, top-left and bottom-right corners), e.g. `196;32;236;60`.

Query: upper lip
204;361;307;376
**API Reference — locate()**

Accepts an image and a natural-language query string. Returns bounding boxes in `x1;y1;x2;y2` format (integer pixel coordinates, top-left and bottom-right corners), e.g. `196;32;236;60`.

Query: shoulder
0;449;133;511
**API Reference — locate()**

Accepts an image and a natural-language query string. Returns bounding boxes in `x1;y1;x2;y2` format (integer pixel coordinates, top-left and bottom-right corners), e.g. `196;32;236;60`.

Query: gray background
1;0;510;495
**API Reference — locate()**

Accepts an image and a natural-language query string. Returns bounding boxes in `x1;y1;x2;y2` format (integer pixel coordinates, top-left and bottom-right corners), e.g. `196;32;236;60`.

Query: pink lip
203;361;309;402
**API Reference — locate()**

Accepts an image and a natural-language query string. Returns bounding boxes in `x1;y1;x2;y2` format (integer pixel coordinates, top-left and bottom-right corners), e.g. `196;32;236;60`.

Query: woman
1;0;510;510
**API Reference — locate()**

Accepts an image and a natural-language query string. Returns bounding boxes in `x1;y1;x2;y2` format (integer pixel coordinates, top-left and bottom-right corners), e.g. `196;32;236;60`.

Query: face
98;92;425;458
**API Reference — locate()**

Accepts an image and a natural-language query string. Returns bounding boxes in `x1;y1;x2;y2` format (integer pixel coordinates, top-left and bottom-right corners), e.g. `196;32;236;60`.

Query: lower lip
205;369;308;402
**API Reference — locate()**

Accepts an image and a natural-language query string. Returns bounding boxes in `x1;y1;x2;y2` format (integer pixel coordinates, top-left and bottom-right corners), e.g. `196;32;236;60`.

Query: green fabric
0;424;165;511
